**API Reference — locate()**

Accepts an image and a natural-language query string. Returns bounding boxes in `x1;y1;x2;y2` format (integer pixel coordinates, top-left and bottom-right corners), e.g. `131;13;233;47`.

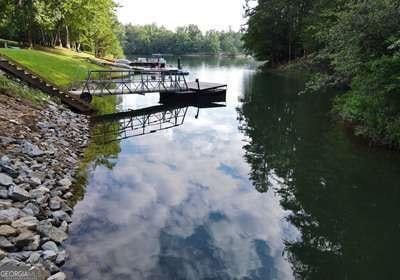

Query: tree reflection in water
237;72;400;280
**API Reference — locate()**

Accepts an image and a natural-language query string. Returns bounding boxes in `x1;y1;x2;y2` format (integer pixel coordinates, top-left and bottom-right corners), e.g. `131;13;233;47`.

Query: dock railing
81;69;190;98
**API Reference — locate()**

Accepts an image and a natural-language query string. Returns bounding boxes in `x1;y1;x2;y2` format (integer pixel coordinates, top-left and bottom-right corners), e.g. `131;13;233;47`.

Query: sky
116;0;246;32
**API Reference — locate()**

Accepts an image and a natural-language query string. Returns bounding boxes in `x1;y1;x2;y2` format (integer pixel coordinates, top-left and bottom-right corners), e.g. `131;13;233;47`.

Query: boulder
23;234;40;251
49;197;61;210
0;208;21;225
37;221;68;244
52;211;71;223
8;185;30;202
30;176;42;186
14;230;36;248
0;225;18;237
55;250;66;266
0;249;6;261
0;164;18;178
41;241;58;252
0;173;13;186
0;236;14;251
12;216;39;230
0;189;8;199
0;200;12;210
47;272;66;280
57;178;71;188
21;141;45;157
42;250;57;261
27;252;41;264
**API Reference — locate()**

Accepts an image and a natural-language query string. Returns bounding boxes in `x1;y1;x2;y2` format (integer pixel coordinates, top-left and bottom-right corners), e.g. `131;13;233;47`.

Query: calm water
64;57;400;280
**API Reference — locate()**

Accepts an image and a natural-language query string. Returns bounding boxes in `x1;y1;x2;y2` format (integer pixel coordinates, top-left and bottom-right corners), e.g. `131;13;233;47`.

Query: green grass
0;75;48;105
0;48;104;89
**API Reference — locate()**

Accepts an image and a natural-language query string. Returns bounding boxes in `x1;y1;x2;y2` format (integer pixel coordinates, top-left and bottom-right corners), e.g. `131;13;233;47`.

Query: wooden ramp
0;57;94;114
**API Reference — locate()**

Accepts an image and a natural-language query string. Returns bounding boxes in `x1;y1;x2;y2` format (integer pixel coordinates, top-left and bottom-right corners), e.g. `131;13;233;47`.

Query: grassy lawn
0;48;104;89
0;75;48;105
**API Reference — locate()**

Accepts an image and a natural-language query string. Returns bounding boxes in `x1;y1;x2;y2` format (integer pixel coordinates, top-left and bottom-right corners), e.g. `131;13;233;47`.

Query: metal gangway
76;69;191;101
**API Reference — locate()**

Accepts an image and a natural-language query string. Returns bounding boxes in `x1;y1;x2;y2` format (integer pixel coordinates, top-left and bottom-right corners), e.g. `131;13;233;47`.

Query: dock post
178;58;182;70
195;79;201;97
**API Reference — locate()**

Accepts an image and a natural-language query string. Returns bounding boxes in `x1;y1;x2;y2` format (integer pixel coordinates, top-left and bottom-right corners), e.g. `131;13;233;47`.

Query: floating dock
71;69;227;104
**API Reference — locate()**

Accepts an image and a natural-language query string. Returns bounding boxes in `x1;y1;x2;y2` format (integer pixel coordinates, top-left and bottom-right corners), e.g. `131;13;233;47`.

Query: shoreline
0;91;90;279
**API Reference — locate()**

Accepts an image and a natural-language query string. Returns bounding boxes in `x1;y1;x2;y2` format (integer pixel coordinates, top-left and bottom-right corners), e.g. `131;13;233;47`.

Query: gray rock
0;189;8;199
0;164;18;178
43;260;59;274
0;173;13;186
63;192;73;199
22;203;40;216
60;202;72;214
0;225;18;237
31;263;51;279
59;221;68;233
37;221;68;244
49;197;61;210
0;236;14;251
42;241;58;252
23;234;40;251
11;216;38;230
30;176;42;186
27;252;41;264
8;251;31;261
0;208;21;224
57;178;71;188
0;200;12;210
0;249;6;260
0;156;10;163
37;195;49;205
0;257;20;267
0;137;15;145
14;230;35;248
8;185;30;202
22;141;45;157
42;250;57;261
47;272;66;280
30;187;50;198
55;250;66;266
52;211;71;223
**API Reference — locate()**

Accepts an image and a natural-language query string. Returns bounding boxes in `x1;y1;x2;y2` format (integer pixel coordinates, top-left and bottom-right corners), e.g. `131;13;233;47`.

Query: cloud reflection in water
65;66;298;280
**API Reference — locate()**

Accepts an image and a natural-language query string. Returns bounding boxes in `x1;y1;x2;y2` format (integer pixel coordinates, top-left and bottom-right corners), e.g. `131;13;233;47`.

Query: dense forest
123;24;243;55
0;0;124;57
243;0;400;148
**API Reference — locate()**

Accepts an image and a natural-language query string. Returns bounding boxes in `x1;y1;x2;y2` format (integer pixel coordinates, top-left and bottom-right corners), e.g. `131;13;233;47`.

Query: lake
64;57;400;280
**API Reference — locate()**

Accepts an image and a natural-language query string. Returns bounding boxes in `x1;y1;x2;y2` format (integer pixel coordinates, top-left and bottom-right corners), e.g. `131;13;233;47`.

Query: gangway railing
79;69;190;101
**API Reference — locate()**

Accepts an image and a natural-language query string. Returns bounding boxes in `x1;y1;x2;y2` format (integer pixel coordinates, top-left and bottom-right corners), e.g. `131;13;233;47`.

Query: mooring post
196;78;201;97
178;58;181;70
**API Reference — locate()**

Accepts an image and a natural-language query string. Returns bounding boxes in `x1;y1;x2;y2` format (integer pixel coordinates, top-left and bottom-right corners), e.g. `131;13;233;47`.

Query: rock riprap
0;96;90;279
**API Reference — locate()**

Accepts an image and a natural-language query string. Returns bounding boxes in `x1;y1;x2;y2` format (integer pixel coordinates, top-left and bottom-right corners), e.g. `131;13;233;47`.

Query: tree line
123;24;243;55
243;0;400;147
0;0;124;57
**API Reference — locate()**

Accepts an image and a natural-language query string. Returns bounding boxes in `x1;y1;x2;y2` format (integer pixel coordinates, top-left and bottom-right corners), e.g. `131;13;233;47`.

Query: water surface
64;57;400;280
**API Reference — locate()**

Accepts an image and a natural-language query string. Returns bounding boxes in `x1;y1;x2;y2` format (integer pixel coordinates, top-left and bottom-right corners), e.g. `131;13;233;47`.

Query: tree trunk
56;28;62;47
27;28;33;48
65;25;71;49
